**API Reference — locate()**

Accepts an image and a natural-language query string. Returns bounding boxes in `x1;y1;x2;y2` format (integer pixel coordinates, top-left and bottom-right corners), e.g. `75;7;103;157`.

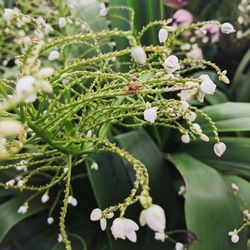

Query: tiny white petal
221;23;235;34
41;192;50;203
131;47;147;65
90;208;102;221
181;134;190;144
100;218;107;231
47;217;54;225
158;28;168;43
58;234;63;243
163;55;180;73
154;232;165;242
144;107;158;123
175;242;185;250
48;50;60;61
214;142;226;157
59;17;67;28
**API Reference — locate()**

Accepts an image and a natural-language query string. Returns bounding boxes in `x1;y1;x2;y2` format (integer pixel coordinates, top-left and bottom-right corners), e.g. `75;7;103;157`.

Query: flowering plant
0;1;249;250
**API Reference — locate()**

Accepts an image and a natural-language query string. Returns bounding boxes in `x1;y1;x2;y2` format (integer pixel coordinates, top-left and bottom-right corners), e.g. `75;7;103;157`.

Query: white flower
99;3;108;16
131;47;147;65
221;23;235;34
86;130;92;138
17;203;28;214
228;229;239;243
243;209;250;221
178;185;186;196
214;142;226;157
17;180;24;187
90;162;99;170
0;120;22;137
68;195;78;206
179;81;199;101
37;80;53;94
23;36;32;44
16;163;27;172
144;107;158;123
179;101;189;111
16;76;37;103
158;28;168;43
184;111;197;122
181;134;190;144
90;208;102;221
199;74;216;95
191;123;202;134
3;8;17;21
6;179;15;186
100;218;107;231
163;55;180;73
111;217;139;242
58;234;63;243
47;217;54;225
219;71;230;84
139;204;166;233
175;242;185;250
154;232;165;242
48;50;60;61
41;192;50;203
59;17;67;28
37;67;54;79
200;134;209;142
231;183;239;193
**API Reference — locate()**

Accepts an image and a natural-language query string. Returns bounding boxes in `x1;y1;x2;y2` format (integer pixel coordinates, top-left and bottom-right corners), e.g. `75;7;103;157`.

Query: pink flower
202;24;220;43
173;9;194;27
187;46;203;59
164;0;189;8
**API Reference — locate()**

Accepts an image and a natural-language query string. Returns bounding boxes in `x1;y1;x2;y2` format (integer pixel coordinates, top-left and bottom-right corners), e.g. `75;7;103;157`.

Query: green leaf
169;153;247;250
0;194;47;242
198;102;250;132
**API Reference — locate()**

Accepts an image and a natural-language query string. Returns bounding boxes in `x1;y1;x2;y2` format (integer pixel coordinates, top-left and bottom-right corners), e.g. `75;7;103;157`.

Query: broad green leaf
169;153;247;250
0;194;47;242
226;176;250;208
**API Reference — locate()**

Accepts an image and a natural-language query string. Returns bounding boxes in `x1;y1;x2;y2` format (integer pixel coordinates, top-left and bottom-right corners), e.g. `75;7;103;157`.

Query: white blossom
219;71;230;84
228;229;239;243
158;28;168;43
3;8;18;21
41;192;50;203
191;123;202;134
68;195;78;206
17;180;24;187
0;120;23;137
90;162;99;170
221;23;235;34
184;111;197;122
58;234;63;243
100;218;107;231
139;204;166;233
111;217;139;242
90;208;102;221
48;50;60;61
37;67;54;79
144;107;158;123
154;232;165;242
181;134;190;144
86;130;92;138
200;134;209;142
59;17;67;28
199;74;216;95
6;179;15;186
179;101;189;111
178;185;186;195
243;209;250;221
175;242;185;250
99;3;108;16
17;203;28;214
16;76;37;103
131;47;147;65
163;55;180;73
214;142;226;157
47;217;54;225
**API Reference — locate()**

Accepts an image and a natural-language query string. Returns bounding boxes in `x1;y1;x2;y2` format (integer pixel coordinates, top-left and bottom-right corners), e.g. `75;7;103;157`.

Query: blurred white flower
41;192;50;203
175;242;185;250
99;3;108;16
0;120;22;137
144;107;158;123
214;142;226;157
16;76;37;103
163;55;180;73
59;17;67;28
47;217;54;225
58;234;63;243
48;50;60;61
228;229;239;243
181;134;190;144
158;28;168;43
221;23;235;34
17;203;28;214
68;195;78;206
131;47;147;65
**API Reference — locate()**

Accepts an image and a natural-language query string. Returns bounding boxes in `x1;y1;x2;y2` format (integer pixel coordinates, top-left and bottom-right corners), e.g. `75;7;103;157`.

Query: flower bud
131;47;147;65
221;23;235;34
214;142;226;157
158;28;168;43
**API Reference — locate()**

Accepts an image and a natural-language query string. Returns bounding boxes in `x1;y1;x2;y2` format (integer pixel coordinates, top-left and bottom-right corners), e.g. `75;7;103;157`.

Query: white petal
221;23;235;34
214;142;226;157
181;134;190;144
126;230;137;242
139;210;146;226
144;107;158;123
158;28;168;43
131;47;147;65
90;208;102;221
100;218;107;231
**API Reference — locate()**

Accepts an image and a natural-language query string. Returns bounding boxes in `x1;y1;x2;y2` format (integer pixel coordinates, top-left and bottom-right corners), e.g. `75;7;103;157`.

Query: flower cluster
236;0;250;38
